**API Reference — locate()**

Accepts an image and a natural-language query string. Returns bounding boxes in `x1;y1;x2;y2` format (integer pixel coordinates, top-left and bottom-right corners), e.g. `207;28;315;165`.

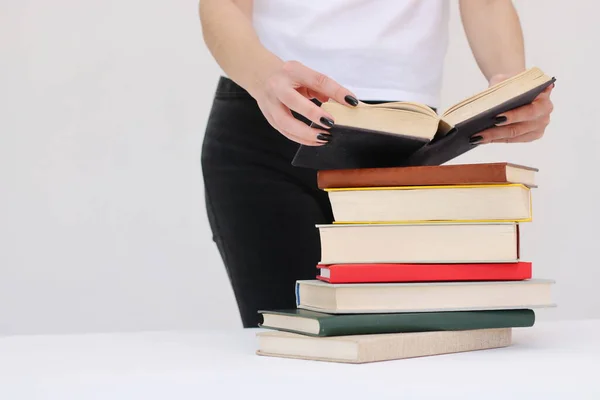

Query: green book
258;308;535;337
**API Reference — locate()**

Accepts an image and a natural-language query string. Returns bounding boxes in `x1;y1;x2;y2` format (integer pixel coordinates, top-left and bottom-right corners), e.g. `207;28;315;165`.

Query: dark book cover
291;78;555;170
291;125;429;170
259;308;535;337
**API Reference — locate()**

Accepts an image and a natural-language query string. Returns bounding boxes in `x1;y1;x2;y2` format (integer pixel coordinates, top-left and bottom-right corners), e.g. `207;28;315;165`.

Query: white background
1;0;598;335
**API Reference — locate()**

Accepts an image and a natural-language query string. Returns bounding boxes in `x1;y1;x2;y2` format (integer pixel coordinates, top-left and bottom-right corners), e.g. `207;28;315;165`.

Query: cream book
295;279;555;314
319;67;553;138
317;222;521;264
326;183;532;224
256;328;512;364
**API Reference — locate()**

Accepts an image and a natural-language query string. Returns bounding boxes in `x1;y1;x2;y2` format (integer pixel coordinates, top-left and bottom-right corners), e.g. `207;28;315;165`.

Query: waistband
212;76;435;110
214;76;253;98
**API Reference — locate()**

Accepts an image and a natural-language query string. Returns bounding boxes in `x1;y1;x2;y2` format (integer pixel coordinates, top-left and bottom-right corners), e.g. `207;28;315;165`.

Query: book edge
296;278;556;288
296;304;557;314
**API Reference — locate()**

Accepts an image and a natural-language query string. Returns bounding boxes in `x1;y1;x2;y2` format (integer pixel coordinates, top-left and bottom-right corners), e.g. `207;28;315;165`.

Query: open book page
441;67;552;126
317;66;550;140
321;101;440;139
356;101;438;117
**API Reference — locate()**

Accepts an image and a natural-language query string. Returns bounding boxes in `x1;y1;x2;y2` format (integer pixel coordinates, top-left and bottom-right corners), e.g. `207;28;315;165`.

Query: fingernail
317;133;332;142
470;135;483;144
319;116;334;128
344;95;358;106
495;116;507;124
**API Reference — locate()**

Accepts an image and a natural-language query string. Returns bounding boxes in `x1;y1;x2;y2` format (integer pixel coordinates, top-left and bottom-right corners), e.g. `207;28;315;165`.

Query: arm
199;0;358;146
459;0;555;144
199;0;281;97
459;0;525;82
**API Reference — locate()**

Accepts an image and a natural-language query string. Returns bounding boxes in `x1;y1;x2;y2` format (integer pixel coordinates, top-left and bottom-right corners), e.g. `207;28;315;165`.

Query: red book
317;262;532;284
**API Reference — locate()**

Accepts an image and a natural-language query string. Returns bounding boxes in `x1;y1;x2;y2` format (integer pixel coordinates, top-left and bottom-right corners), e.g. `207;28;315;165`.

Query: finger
496;84;554;126
279;128;326;146
495;96;554;125
296;87;330;103
538;84;554;98
283;61;359;107
261;109;320;146
273;119;324;146
278;88;335;129
477;120;540;144
527;84;554;104
271;104;331;146
281;129;328;146
491;129;545;143
260;96;319;145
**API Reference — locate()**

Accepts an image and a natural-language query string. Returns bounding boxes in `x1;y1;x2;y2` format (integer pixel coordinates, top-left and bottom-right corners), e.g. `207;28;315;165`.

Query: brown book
256;328;512;363
317;162;538;189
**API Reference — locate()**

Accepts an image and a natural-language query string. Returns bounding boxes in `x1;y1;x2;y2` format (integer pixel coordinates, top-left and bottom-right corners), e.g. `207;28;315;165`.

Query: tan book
256;328;512;364
317;162;538;189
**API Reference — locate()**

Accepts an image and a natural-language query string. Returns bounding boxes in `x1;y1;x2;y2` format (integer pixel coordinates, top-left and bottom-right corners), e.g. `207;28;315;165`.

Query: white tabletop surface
0;319;598;400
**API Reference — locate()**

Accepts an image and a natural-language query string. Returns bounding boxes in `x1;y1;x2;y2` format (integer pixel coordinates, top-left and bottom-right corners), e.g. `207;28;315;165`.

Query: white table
0;320;598;400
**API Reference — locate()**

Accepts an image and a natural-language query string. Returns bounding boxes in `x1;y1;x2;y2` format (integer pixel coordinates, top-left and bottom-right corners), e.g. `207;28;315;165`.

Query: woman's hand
472;74;555;144
200;1;357;146
251;60;359;146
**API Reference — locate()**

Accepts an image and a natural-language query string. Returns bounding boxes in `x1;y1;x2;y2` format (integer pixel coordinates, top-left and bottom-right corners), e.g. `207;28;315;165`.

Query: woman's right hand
250;60;359;146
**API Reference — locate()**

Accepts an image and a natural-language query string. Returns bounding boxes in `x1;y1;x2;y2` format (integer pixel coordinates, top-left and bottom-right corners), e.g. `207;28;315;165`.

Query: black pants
201;77;334;328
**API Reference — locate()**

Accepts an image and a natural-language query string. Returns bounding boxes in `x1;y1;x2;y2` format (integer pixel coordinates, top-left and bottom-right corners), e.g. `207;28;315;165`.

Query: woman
198;0;554;328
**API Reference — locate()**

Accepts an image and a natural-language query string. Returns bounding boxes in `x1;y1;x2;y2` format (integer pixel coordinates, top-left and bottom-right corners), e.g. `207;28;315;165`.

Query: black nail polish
495;116;507;124
470;135;483;144
320;116;334;128
344;95;358;106
317;133;332;142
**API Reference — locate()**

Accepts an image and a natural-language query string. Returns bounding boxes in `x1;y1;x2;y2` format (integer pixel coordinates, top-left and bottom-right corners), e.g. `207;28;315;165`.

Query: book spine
317;164;510;189
295;282;301;307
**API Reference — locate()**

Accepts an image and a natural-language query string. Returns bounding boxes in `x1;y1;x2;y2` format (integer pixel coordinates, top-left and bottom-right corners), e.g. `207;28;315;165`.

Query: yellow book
325;183;532;224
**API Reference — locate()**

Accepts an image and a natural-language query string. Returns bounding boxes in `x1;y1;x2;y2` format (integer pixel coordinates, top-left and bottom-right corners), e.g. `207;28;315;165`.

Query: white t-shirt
252;0;450;107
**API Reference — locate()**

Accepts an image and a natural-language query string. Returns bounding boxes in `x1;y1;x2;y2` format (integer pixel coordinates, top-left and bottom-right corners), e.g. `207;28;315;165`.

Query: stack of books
256;162;555;364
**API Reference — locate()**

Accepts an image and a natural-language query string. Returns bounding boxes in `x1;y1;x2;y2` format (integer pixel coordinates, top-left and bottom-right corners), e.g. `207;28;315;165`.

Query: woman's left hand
471;74;555;144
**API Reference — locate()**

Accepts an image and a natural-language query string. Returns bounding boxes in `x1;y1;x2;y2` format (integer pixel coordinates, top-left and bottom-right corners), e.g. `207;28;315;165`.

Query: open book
292;67;555;170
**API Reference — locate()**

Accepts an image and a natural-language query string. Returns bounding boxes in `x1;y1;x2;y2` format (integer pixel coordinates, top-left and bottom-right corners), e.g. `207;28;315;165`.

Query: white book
317;222;520;264
295;279;555;314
